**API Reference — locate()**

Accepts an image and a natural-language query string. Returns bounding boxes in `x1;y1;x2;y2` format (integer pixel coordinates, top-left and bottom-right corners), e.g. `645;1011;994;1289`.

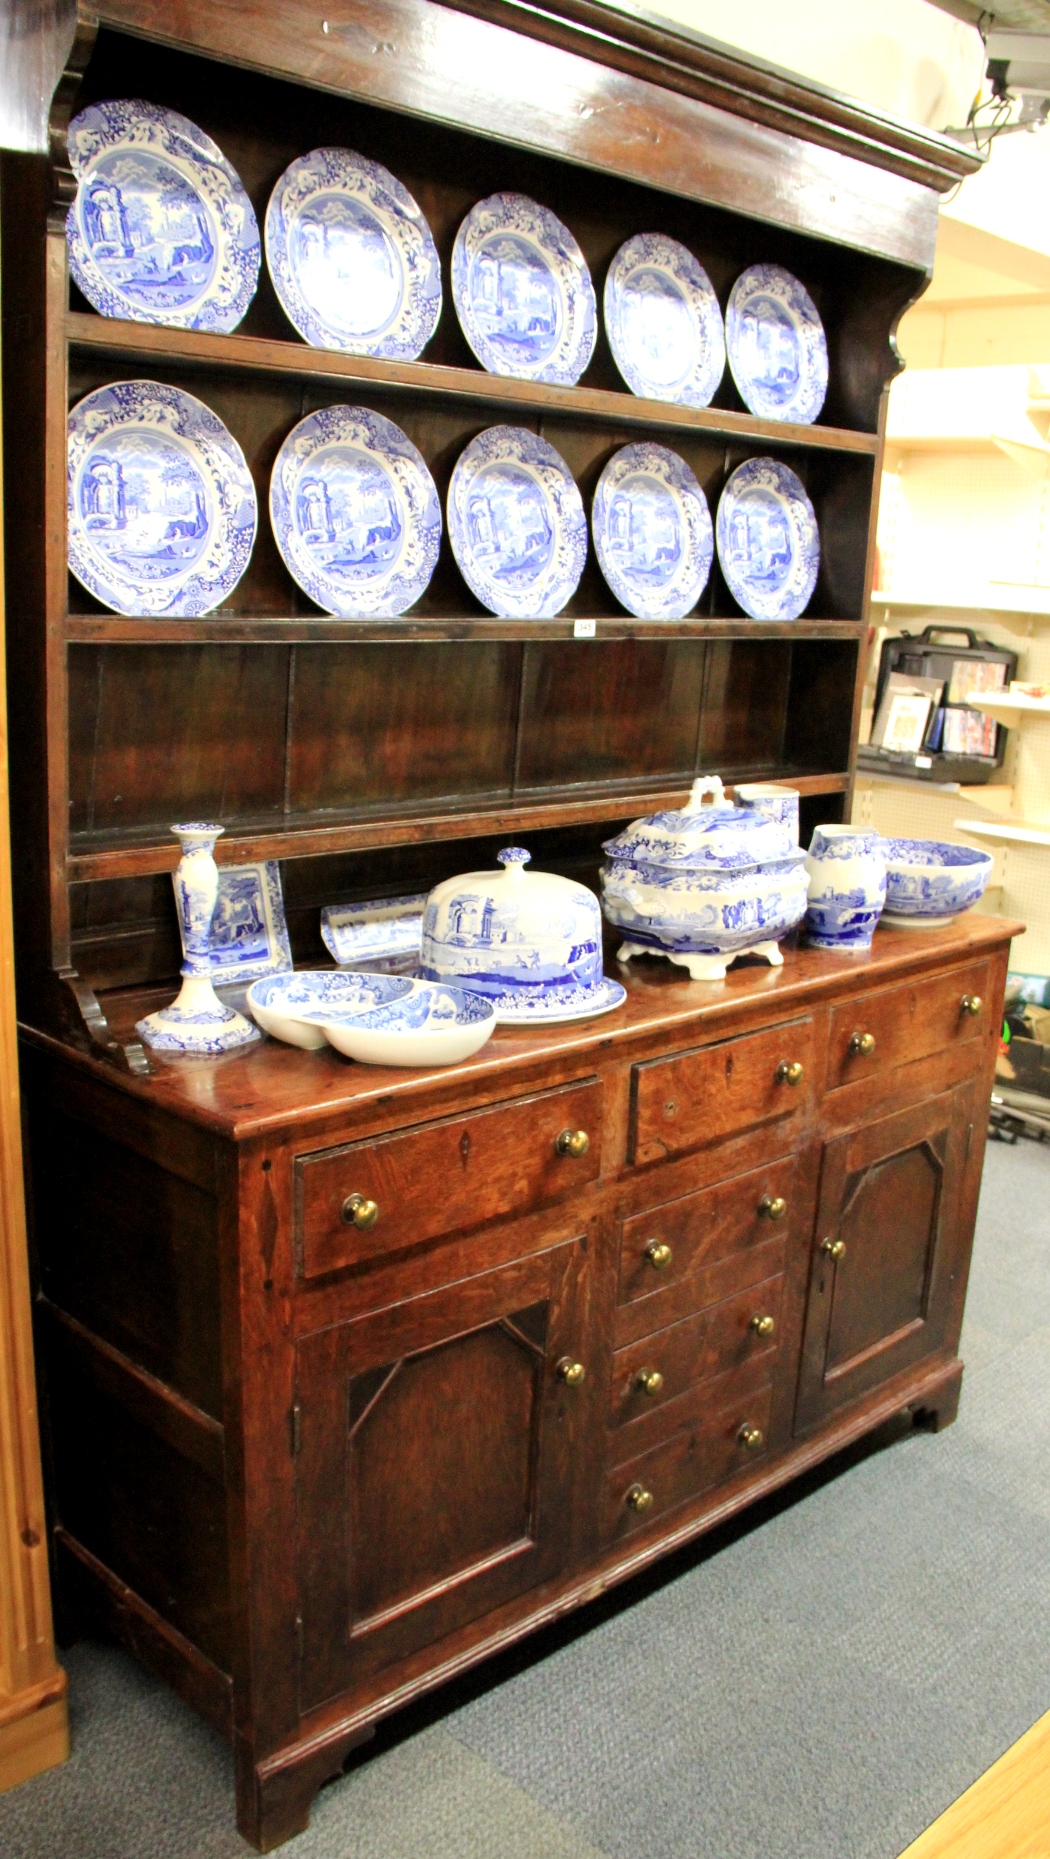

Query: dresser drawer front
609;1272;784;1430
827;960;991;1091
603;1380;774;1541
618;1155;796;1308
295;1078;602;1278
631;1017;813;1164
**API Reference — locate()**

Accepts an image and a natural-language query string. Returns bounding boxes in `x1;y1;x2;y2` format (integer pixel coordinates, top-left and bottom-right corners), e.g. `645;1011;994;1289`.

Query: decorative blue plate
265;148;441;359
451;193;596;385
270;405;441;617
487;975;627;1026
604;234;725;407
447;426;587;618
592;443;713;620
726;265;828;425
716;457;819;622
67;379;257;616
206;861;292;987
66;100;260;332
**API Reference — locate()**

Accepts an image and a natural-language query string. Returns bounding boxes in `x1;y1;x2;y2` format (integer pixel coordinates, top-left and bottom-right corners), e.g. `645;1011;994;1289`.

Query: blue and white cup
737;782;800;846
804;825;886;951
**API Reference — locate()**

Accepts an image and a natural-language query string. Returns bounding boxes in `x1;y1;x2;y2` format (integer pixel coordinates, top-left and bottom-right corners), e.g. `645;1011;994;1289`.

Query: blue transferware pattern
320;894;426;966
270;405;441;617
592;443;713;621
879;838;993;925
421;846;623;1023
265;148;441;359
451;194;596;386
737;783;799;844
447;426;586;618
137;824;259;1052
346;984;494;1032
66;101;260;333
205;861;292;986
804;826;887;950
603;776;794;873
716;456;819;623
67;380;257;617
249;970;413;1023
726;264;828;425
604;234;725;407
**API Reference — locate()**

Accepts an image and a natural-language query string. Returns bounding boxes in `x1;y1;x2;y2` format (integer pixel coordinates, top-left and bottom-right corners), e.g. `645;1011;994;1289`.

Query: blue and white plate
246;969;414;1049
716;457;819;622
207;860;291;987
67;379;257;616
604;234;725;407
66;100;260;332
265;148;441;359
726;265;828;425
452;193;596;385
486;974;627;1026
592;443;713;621
448;426;586;618
270;405;441;617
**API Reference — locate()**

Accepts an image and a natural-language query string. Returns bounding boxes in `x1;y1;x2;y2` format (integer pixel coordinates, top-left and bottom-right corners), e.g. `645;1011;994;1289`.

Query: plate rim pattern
447;423;587;619
715;454;820;622
604;232;726;408
451;191;597;386
725;262;828;425
592;440;714;621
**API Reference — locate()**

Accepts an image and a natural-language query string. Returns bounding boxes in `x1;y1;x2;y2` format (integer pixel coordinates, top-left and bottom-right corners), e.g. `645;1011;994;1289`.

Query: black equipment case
857;624;1018;785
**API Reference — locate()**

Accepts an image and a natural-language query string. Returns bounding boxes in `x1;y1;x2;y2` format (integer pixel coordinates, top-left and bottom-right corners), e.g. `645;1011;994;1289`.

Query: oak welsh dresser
1;1;1018;1848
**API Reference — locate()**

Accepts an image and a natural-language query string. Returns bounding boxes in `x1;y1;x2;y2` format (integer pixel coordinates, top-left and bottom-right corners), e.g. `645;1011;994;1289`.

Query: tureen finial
497;847;531;877
682;775;725;815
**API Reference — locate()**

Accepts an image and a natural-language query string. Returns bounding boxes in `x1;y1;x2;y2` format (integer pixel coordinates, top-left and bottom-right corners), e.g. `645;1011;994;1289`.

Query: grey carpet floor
1;1136;1048;1859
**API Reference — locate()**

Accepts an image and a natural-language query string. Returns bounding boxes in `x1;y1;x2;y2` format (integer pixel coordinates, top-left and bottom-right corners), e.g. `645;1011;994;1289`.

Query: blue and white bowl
452;193;597;386
447;426;586;618
604;233;725;408
246;970;414;1049
322;983;497;1067
592;443;713;621
726;264;828;425
879;838;993;927
804;826;886;951
716;456;819;623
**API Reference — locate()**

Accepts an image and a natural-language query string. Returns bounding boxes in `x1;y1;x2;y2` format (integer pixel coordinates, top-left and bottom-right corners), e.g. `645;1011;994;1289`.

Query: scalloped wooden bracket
55;967;151;1075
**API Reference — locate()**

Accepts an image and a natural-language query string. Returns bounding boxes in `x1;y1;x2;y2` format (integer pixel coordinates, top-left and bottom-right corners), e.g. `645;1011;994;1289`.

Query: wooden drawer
827;960;991;1091
609;1273;783;1431
295;1078;602;1279
631;1016;812;1164
618;1154;797;1308
603;1377;774;1541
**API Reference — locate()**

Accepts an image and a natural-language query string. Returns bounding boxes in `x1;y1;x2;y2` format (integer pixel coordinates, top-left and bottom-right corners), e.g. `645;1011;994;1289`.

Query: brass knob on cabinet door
555;1357;586;1387
960;994;983;1017
821;1236;846;1261
758;1193;787;1221
626;1483;654;1513
738;1424;764;1451
342;1192;379;1230
775;1059;804;1086
749;1314;776;1338
556;1127;590;1158
644;1240;673;1270
848;1030;876;1057
634;1366;664;1396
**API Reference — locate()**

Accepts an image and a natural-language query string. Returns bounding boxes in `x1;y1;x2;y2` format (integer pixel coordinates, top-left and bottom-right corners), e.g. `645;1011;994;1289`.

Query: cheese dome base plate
604;234;725;408
67;379;257;617
452;194;596;386
592;442;713;620
482;975;627;1025
726;264;828;425
715;456;819;622
265;148;441;359
448;426;586;618
270;405;441;616
66;100;260;332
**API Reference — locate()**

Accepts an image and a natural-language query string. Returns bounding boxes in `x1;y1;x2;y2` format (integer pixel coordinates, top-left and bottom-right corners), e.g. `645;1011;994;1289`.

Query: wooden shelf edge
67;772;850;881
66;314;880;458
64;613;866;645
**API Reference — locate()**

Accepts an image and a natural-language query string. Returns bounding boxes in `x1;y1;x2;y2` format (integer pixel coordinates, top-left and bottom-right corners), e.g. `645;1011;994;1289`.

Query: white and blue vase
136;824;260;1052
803;826;886;951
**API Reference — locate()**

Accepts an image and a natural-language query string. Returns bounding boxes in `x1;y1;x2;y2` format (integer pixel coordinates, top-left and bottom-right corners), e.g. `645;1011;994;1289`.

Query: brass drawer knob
848;1030;876;1057
634;1366;664;1397
644;1240;673;1271
749;1314;776;1338
555;1357;586;1387
626;1483;654;1513
960;994;983;1018
758;1193;787;1221
775;1059;804;1087
738;1424;764;1451
556;1127;590;1158
342;1193;379;1230
821;1236;846;1261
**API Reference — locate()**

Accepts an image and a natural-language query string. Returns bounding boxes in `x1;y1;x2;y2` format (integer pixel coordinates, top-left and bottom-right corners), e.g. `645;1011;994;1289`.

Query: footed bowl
246;970;413;1049
879;838;993;927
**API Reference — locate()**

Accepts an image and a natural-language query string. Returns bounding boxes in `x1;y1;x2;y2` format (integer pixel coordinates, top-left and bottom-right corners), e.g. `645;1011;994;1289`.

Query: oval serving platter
66;100;260;332
265;148;441;359
726;264;828;425
604;233;725;408
715;456;820;622
592;442;713;621
447;425;587;618
452;193;596;385
270;405;441;617
67;379;257;617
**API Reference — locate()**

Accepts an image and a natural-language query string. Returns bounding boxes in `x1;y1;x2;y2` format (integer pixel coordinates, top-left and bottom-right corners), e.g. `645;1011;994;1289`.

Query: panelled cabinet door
795;1085;973;1432
295;1239;589;1712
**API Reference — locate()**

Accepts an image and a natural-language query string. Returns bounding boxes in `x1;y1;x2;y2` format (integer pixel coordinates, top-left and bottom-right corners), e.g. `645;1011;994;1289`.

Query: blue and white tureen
421;848;625;1024
601;776;808;982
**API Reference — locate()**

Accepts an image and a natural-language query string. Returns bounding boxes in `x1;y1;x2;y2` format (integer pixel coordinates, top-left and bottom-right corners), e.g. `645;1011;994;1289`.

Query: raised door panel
795;1084;973;1432
295;1241;588;1710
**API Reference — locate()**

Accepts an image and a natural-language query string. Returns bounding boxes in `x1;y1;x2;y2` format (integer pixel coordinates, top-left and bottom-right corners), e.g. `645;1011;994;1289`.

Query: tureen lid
602;776;795;871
